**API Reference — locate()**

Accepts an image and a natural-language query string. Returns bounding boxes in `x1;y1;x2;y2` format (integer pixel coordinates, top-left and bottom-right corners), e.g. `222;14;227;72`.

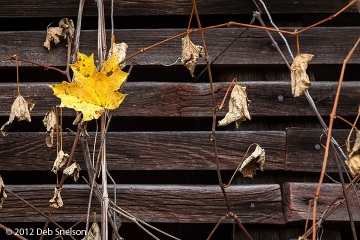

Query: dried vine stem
94;0;110;238
224;143;258;188
0;223;28;240
120;0;357;66
301;174;360;239
252;7;358;238
312;37;360;240
5;188;75;240
191;1;253;239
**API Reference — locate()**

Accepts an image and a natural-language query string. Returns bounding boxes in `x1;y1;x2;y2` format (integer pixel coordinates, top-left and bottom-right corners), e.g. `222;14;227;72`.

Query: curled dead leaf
345;131;360;176
49;187;63;208
59;18;75;39
43;109;57;147
44;26;63;50
218;84;251;128
44;18;74;51
0;175;7;209
82;222;101;240
63;162;81;182
52;150;69;174
239;144;265;178
109;40;128;69
291;54;314;97
181;35;204;77
1;95;34;136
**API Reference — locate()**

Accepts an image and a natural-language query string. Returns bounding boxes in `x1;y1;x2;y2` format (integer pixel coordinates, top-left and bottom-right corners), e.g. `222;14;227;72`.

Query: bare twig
254;7;358;237
224;143;258;188
5;188;76;240
40;124;83;240
192;1;252;239
332;146;357;240
312;37;360;240
301;174;360;239
71;0;85;64
0;223;28;240
206;215;228;240
120;0;357;66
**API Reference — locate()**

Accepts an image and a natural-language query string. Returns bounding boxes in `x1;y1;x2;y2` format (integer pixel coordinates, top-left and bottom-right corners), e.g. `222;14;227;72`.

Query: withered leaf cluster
49;187;63;208
181;35;205;77
1;95;35;136
345;131;360;176
290;54;314;97
82;222;101;240
0;175;7;209
239;144;265;178
44;18;75;51
43;109;57;147
218;84;251;128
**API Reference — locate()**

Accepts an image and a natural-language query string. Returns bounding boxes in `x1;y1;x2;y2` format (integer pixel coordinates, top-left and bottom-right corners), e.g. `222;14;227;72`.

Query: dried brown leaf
218;84;251;128
59;18;75;39
291;54;314;97
1;95;33;136
63;162;81;182
0;175;7;209
82;222;101;240
44;18;74;51
239;144;265;178
49;187;63;208
345;131;360;176
43;109;57;147
109;41;128;69
181;35;204;77
44;26;63;51
51;150;69;174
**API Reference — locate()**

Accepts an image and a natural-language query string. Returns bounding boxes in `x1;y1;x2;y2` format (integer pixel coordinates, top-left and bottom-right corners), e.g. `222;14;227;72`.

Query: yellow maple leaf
50;52;128;121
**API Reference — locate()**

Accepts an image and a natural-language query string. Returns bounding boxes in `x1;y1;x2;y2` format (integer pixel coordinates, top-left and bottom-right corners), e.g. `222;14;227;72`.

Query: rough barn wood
0;0;359;239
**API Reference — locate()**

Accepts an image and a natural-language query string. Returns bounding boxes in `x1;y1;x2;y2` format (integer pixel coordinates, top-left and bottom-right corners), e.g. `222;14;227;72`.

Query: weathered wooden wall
0;0;359;239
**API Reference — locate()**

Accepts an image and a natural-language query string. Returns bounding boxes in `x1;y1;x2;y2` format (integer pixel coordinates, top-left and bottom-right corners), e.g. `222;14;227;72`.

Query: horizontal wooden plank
1;28;360;66
283;182;360;222
285;129;354;172
0;131;285;171
2;184;284;224
0;82;358;118
0;0;357;18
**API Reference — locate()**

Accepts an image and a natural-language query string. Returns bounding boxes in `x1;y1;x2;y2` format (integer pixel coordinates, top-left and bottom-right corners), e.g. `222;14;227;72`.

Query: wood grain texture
1;28;360;67
0;131;285;171
0;0;357;18
2;184;284;224
0;82;358;118
283;182;360;222
285;129;353;172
